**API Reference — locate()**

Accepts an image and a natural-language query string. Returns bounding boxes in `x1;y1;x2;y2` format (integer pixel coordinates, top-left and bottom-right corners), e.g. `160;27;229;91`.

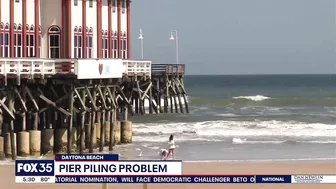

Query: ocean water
121;75;336;162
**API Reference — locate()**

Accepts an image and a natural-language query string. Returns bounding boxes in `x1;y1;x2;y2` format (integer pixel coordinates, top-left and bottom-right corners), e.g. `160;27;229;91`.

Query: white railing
122;60;151;77
0;58;77;76
53;59;77;74
0;58;152;84
0;59;54;76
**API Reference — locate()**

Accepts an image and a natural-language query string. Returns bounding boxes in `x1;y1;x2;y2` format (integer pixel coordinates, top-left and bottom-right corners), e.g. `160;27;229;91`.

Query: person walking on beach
167;135;176;160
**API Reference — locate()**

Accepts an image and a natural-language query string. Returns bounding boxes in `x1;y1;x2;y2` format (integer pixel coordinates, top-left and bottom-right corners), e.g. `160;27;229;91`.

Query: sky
130;0;336;75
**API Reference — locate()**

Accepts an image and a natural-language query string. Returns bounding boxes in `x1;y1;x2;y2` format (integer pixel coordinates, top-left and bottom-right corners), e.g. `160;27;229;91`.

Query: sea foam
233;95;271;101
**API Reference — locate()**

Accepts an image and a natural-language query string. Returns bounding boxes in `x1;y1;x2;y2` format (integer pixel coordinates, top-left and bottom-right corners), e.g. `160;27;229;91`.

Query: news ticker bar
15;175;336;184
14;155;336;184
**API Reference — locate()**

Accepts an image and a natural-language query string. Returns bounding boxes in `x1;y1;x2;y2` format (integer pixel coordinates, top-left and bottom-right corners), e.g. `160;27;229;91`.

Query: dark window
5;33;9;45
18;34;22;46
74;36;77;46
49;34;60;58
74;28;82;58
78;35;82;46
122;39;126;50
88;49;92;58
86;36;93;58
122;0;126;13
74;49;77;58
50;27;60;32
78;47;82;58
89;37;92;47
30;35;34;46
51;48;59;58
105;38;108;48
48;26;61;58
74;0;78;6
112;39;118;58
26;34;35;57
89;0;93;7
26;35;29;46
14;33;22;57
30;47;34;57
102;36;109;58
112;0;117;12
3;33;9;57
114;39;117;50
50;35;59;46
14;34;17;46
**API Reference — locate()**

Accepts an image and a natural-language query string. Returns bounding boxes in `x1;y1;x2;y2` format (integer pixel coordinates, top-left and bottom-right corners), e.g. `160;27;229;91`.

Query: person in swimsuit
167;134;175;160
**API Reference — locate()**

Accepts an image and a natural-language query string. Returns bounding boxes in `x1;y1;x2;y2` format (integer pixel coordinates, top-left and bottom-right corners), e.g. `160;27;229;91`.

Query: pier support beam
79;111;86;154
85;112;91;149
96;112;101;144
177;78;189;113
121;121;132;143
41;129;54;155
4;133;16;158
17;131;30;156
89;86;97;153
8;89;16;160
109;111;116;150
0;136;5;160
105;111;111;146
29;130;41;156
67;86;74;154
55;128;67;153
149;83;154;114
79;89;86;154
113;121;121;145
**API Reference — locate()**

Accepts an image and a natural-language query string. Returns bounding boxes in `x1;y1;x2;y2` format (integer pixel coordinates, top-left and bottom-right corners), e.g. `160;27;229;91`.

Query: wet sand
1;161;336;189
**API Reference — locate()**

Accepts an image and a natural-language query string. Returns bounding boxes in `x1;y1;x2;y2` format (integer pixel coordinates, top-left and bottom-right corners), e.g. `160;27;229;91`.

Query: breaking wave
190;95;336;107
132;120;336;143
233;95;271;101
231;138;336;144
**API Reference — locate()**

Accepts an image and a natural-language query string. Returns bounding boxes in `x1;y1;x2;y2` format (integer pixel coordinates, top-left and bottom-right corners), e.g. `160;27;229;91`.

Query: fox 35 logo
15;160;54;176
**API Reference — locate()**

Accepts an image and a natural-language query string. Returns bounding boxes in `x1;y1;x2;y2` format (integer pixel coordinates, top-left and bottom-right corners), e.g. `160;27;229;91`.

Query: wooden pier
0;58;188;160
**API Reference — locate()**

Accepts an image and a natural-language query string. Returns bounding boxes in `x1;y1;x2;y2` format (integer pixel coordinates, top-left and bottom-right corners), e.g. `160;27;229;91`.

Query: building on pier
0;0;130;59
0;0;189;160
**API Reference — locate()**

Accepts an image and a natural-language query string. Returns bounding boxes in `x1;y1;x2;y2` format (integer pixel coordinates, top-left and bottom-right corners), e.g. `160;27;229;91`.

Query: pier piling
41;128;54;155
109;111;116;150
4;132;16;158
0;136;4;160
17;131;29;156
8;88;16;160
113;121;121;145
121;121;132;144
29;130;41;156
67;85;74;154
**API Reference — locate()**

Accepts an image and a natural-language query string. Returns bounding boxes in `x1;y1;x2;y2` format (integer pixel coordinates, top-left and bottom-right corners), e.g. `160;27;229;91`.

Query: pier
0;58;188;160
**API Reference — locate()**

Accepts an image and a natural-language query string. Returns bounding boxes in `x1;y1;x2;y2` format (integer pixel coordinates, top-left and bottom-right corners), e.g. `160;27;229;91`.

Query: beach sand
1;162;336;189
